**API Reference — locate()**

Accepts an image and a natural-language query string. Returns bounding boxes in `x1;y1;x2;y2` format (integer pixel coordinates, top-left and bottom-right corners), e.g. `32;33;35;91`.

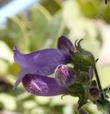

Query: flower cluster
13;36;110;113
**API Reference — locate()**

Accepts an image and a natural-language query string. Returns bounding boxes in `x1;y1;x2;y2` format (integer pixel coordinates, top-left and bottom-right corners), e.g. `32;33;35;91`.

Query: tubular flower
13;36;95;99
22;74;66;96
22;64;76;96
13;36;74;92
13;35;110;113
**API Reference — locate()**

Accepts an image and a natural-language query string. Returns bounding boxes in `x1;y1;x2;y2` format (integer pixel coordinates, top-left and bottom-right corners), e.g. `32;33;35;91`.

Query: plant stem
105;0;107;4
93;64;105;100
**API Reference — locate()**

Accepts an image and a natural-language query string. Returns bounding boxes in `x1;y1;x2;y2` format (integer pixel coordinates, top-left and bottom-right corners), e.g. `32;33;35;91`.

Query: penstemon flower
14;36;110;113
13;36;73;90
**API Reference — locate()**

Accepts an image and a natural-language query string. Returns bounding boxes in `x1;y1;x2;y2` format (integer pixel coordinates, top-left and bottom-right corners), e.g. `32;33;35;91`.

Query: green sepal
76;71;91;84
68;83;87;99
97;99;110;114
71;39;95;71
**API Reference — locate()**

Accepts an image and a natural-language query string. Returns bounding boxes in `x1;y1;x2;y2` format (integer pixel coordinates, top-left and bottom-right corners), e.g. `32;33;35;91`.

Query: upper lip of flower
13;36;74;94
57;35;74;54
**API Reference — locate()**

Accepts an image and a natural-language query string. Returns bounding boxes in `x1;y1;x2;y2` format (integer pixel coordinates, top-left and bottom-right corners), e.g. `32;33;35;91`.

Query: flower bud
79;108;88;114
57;36;74;54
71;39;95;70
76;67;94;84
55;64;75;87
77;71;91;84
88;86;100;101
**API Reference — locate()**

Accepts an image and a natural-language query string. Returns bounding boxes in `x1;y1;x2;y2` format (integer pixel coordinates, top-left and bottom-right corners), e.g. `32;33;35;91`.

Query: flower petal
22;74;66;96
57;36;74;53
13;46;69;75
13;46;71;89
55;64;76;87
13;68;32;90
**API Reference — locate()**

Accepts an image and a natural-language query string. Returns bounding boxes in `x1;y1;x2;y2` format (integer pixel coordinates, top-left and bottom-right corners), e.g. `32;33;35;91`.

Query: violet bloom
14;36;75;96
88;86;100;101
55;64;76;87
22;64;75;96
22;74;66;96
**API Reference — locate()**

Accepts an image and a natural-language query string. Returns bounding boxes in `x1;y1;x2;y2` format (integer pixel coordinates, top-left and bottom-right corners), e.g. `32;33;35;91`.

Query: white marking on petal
31;80;41;92
33;53;40;60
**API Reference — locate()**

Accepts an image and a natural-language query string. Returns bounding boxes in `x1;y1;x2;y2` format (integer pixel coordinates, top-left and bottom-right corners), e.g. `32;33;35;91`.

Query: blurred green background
0;0;110;114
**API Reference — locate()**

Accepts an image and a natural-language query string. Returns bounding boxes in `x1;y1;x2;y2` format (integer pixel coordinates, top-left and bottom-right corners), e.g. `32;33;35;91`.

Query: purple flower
55;64;69;86
22;64;75;96
88;86;100;101
22;74;66;96
13;36;75;96
55;64;76;87
57;35;74;54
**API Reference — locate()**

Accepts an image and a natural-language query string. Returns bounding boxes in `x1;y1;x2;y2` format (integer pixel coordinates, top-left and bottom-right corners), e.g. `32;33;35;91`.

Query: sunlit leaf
41;0;62;15
77;0;100;18
29;4;51;50
46;12;65;48
2;17;29;51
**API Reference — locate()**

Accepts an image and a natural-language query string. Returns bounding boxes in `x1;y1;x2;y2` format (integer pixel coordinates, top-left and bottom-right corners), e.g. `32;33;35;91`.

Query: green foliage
77;0;100;18
1;17;29;51
77;0;110;23
29;4;51;50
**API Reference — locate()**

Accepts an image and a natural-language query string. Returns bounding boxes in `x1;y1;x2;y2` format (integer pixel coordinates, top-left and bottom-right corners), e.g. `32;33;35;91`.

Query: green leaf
46;12;65;48
101;5;110;23
29;4;51;50
2;17;29;51
41;0;62;15
77;0;100;18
